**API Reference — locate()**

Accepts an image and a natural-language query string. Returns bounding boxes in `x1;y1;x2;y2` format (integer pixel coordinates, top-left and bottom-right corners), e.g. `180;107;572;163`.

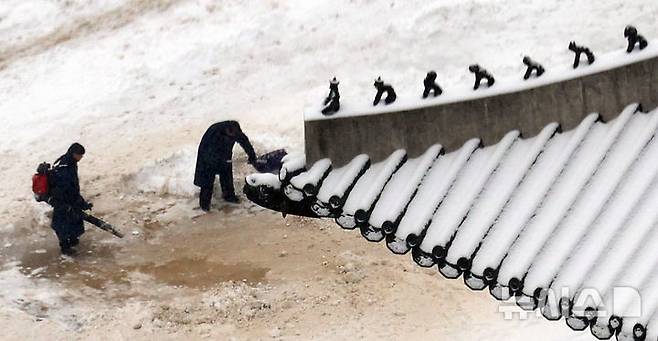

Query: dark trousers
199;164;235;210
52;208;83;251
53;229;80;250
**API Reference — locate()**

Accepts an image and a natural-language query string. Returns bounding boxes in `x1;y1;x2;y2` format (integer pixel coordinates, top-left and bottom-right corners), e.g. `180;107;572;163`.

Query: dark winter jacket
194;121;257;188
49;154;86;238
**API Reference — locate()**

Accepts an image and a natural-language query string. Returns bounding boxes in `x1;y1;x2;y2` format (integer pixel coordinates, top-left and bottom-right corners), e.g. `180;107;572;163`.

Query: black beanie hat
67;143;86;155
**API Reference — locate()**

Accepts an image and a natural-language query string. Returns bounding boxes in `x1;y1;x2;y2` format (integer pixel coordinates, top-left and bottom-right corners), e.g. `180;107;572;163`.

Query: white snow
246;173;281;190
522;107;656;296
469;114;598;278
575;175;658;309
289;158;332;190
316;154;369;203
496;105;636;286
394;139;480;242
616;269;658;340
280;153;307;181
0;264;87;329
419;131;518;253
545;115;658;316
2;0;657;214
444;123;558;265
589;222;658;323
318;103;658;336
286;157;332;201
368;144;441;229
304;44;658;121
2;0;658;339
341;149;406;216
131;147;198;196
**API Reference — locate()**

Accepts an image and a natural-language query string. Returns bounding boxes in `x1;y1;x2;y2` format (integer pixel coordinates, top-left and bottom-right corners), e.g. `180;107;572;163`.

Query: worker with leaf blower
48;143;91;255
32;143;123;256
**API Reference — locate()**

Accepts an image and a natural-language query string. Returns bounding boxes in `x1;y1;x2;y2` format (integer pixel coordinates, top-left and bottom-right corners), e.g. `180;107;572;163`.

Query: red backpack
32;162;52;202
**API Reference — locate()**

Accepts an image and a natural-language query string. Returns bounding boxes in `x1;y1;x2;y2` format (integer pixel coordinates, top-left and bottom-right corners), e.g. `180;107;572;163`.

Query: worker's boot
223;194;240;204
199;187;213;211
61;247;77;256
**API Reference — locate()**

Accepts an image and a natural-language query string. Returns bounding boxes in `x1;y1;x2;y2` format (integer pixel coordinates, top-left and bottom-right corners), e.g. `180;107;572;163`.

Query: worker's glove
81;201;93;210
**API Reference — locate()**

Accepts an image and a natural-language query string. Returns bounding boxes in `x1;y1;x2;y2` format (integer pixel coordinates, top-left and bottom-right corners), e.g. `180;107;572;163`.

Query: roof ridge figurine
321;77;340;116
469;64;495;90
568;41;595;68
522;56;545;80
422;71;443;98
624;26;648;53
373;77;397;106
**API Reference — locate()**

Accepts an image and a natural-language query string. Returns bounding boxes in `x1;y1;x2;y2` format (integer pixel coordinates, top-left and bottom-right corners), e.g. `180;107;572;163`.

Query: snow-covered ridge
248;103;658;341
305;42;658;121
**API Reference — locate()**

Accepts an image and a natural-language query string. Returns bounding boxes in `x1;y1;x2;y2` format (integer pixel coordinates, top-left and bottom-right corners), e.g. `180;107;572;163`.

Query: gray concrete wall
305;56;658;166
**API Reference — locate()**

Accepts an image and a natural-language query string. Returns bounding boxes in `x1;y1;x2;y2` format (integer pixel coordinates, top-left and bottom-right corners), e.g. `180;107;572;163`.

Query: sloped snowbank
130;146;198;196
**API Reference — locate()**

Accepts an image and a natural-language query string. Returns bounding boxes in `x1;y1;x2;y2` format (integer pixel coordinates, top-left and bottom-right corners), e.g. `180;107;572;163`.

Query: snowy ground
0;0;656;339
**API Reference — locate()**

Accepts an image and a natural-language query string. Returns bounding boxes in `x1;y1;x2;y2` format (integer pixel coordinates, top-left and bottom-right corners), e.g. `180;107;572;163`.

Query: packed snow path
247;103;658;340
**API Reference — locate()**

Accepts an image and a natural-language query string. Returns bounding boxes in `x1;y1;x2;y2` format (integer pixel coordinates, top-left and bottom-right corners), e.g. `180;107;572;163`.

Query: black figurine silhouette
568;42;595;68
422;71;443;98
321;77;340;115
373;77;397;105
624;26;648;53
469;64;495;90
522;56;545;80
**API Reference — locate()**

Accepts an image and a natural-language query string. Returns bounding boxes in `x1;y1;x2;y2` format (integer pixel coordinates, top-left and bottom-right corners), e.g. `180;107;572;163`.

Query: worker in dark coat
194;121;257;211
48;143;92;255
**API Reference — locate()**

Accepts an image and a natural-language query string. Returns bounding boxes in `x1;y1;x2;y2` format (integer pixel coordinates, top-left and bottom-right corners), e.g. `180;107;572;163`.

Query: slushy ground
1;187;593;340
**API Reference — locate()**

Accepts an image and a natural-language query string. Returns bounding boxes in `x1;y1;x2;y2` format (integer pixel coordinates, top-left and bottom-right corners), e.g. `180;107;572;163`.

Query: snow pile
128;135;293;196
29;201;52;228
130;147;198;196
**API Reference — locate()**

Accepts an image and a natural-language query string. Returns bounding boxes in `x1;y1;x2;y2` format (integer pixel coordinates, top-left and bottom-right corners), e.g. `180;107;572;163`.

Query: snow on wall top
304;42;658;122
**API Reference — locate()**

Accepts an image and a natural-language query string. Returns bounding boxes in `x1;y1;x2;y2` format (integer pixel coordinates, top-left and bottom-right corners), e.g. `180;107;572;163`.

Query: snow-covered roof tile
247;102;658;340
